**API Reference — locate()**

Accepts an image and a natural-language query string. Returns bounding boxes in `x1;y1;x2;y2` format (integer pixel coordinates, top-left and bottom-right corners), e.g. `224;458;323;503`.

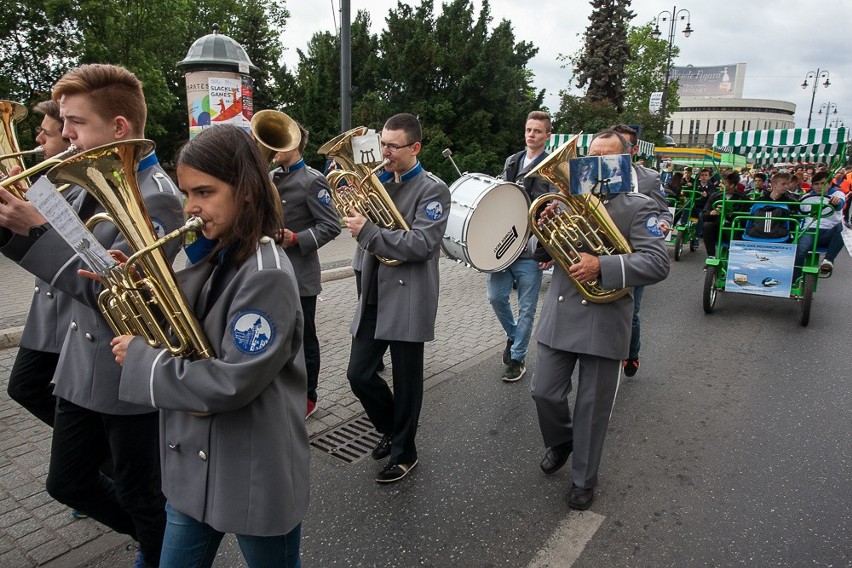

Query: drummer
487;111;556;383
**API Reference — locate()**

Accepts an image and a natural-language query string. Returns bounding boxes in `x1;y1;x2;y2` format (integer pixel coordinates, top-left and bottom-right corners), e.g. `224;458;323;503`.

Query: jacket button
34;286;40;293
168;443;179;450
71;322;78;331
198;450;207;461
85;333;94;341
398;280;405;286
558;295;564;302
581;299;588;306
46;292;54;299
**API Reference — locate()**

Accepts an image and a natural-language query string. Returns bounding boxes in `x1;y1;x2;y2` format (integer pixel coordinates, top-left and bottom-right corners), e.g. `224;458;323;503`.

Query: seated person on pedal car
794;170;847;277
749;172;768;200
743;172;801;242
683;168;716;240
701;171;748;257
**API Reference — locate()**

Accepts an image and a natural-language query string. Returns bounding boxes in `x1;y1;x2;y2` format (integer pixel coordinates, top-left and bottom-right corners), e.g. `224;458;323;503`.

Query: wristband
291;231;297;246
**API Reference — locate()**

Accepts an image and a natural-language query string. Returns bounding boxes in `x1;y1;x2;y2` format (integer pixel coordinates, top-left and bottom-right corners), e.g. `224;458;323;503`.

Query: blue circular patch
424;201;444;221
150;217;166;239
644;215;663;237
231;311;275;355
317;188;332;206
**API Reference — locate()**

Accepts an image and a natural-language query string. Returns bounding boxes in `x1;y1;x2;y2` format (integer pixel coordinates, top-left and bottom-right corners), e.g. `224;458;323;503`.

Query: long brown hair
176;125;284;264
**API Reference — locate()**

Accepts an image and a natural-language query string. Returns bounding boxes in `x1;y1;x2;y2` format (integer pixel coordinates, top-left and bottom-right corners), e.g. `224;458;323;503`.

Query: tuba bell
526;136;632;303
318;127;409;266
46;139;215;359
250;109;301;163
1;100;29;181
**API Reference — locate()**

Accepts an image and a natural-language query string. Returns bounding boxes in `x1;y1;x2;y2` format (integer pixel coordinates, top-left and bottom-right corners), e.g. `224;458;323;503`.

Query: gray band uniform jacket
271;160;341;296
118;238;309;537
351;164;451;342
0;158;184;414
634;164;673;226
19;185;84;353
534;192;670;359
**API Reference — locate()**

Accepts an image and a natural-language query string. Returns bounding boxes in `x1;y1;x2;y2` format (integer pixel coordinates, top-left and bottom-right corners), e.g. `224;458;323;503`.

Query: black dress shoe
371;433;392;460
539;443;572;475
568;484;594;510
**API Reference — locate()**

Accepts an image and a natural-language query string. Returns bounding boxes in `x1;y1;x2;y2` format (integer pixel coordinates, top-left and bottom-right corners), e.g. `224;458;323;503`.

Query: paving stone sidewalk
0;235;545;566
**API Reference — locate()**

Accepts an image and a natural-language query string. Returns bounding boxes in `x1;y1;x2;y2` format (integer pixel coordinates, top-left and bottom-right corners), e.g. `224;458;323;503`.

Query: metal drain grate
310;413;382;464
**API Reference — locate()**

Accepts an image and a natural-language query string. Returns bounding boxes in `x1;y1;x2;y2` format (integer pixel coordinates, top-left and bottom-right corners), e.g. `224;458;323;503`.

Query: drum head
464;182;530;272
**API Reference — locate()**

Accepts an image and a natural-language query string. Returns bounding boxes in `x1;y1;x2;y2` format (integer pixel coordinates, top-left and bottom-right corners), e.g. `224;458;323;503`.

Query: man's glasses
380;141;415;152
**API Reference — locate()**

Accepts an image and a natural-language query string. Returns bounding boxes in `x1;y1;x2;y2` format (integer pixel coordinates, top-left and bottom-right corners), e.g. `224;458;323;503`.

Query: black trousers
300;295;320;402
347;304;424;464
46;398;166;566
7;347;59;427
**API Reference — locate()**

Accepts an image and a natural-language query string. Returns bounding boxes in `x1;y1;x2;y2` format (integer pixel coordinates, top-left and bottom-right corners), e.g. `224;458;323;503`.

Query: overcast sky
279;0;850;131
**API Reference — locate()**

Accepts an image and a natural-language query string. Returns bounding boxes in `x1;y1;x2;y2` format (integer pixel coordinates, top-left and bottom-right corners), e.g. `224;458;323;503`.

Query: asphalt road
81;249;851;567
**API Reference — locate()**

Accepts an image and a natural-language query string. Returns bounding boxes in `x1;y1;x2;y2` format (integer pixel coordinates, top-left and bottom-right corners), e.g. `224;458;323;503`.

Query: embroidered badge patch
317;188;332;206
644;214;663;237
231;311;275;354
424;201;444;221
149;217;166;239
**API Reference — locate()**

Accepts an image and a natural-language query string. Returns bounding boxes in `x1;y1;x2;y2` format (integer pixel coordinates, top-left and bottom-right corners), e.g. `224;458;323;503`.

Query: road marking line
526;510;606;568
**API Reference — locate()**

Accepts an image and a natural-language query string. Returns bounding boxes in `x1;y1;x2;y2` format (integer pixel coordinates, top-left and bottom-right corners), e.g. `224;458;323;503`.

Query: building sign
649;91;663;115
671;65;741;98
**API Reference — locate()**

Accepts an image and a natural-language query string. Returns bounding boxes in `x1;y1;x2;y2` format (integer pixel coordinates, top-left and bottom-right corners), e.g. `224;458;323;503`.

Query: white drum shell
442;173;531;272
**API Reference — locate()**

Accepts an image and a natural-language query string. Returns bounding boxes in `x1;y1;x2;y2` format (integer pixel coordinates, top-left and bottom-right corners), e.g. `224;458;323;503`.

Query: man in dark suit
489;111;556;382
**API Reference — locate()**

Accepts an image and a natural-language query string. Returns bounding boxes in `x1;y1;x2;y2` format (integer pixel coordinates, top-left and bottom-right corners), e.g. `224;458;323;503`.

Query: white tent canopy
713;127;848;165
546;134;656;159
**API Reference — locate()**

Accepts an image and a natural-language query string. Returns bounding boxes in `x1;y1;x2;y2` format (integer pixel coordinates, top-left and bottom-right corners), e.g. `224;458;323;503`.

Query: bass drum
442;173;531;272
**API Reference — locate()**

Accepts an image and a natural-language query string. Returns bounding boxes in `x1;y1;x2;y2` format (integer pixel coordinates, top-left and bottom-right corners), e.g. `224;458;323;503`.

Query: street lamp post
828;118;844;129
801;69;830;128
651;6;693;137
817;102;838;128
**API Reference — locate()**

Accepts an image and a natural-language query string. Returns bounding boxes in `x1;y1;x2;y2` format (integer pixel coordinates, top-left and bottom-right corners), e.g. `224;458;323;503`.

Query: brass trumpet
526;136;632;303
318;127;409;266
0;145;78;200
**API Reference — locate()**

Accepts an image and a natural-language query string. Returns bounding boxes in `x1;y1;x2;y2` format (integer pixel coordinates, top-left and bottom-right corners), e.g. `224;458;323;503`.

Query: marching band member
530;129;670;510
111;124;309;567
0;64;184;567
6;100;80;427
271;122;341;419
344;113;451;483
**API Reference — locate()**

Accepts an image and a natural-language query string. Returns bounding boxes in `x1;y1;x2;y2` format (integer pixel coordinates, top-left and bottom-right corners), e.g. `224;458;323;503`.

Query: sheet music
27;177;116;273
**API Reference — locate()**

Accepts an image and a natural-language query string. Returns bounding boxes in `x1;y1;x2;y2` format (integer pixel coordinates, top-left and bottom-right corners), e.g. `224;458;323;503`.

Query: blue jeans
628;286;644;360
160;503;301;568
795;224;844;271
486;257;543;363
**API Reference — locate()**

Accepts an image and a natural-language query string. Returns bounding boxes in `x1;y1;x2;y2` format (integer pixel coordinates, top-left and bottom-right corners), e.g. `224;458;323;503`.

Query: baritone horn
1;100;29;180
46;139;214;359
318;127;408;266
526;136;632;303
250;109;301;162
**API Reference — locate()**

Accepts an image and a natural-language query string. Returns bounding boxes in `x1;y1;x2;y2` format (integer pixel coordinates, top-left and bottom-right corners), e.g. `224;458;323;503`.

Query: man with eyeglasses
343;113;450;484
6;100;82;428
488;110;556;383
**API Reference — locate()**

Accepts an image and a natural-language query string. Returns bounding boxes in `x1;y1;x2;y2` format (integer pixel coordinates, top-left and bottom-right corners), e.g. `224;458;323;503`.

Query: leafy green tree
573;0;635;113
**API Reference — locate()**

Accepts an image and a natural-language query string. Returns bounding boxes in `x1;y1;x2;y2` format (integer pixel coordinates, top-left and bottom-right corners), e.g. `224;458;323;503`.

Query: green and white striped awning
546;134;655;159
713;127;848;160
746;148;839;165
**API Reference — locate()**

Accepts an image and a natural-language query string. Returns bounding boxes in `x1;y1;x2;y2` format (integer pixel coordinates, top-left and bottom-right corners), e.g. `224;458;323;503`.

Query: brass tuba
46;140;215;359
250;109;301;162
318;127;409;266
526;136;632;303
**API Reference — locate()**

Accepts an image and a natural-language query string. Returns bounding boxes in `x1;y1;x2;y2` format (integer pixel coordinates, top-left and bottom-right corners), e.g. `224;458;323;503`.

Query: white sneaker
820;259;834;275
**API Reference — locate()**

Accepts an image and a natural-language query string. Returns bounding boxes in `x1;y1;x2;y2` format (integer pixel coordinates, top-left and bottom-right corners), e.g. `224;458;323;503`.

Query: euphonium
250;109;301;162
318;126;409;266
1;100;29;181
46;139;215;359
526;136;632;303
